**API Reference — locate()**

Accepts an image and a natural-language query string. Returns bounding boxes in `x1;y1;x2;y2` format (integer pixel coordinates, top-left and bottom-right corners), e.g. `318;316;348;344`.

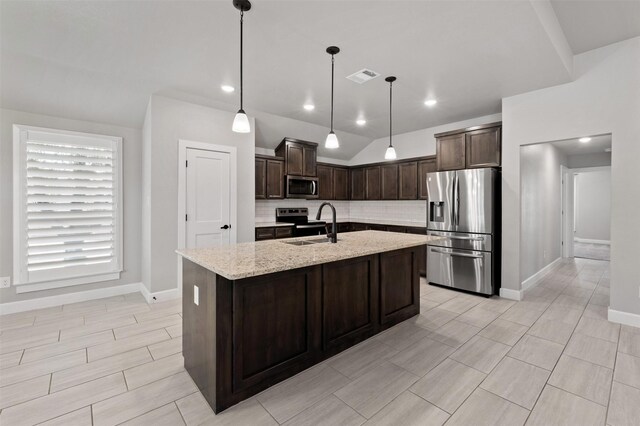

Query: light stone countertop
177;230;443;280
255;218;426;228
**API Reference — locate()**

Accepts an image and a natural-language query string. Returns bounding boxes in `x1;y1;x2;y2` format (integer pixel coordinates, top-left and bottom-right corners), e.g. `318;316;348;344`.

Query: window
13;125;123;291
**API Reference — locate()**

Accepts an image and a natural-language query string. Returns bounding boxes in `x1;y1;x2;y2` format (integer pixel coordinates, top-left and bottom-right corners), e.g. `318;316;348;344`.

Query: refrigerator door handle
455;174;460;225
431;248;484;259
451;173;457;226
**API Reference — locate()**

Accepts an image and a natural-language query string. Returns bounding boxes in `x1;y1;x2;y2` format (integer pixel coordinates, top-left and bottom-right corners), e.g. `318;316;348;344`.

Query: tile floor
1;257;639;425
574;241;611;261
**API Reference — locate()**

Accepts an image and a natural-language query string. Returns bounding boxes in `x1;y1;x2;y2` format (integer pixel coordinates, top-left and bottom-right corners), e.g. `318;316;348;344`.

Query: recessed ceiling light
579;137;591;143
424;99;437;107
303;104;315;111
221;85;235;93
356;119;367;126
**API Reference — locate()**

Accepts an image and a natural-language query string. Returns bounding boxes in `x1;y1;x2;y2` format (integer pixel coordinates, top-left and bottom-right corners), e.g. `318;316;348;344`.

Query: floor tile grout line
604;325;622;423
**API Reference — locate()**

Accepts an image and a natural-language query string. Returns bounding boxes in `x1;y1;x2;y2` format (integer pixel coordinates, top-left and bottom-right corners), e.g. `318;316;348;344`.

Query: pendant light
384;76;397;160
325;46;340;149
232;0;251;133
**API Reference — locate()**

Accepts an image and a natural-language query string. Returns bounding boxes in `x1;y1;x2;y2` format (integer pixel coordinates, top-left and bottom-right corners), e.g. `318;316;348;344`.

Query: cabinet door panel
350;168;365;200
399;162;418;200
380;248;419;326
322;256;378;351
266;160;284;199
381;164;399;200
436;134;466;171
317;165;333;200
287;145;304;176
255;158;266;199
333;168;349;200
232;268;321;391
303;146;317;177
466;127;501;168
418;159;437;200
365;166;381;200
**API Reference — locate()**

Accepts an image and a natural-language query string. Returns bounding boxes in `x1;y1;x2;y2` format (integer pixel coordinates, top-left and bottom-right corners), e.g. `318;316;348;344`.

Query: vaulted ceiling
2;1;638;159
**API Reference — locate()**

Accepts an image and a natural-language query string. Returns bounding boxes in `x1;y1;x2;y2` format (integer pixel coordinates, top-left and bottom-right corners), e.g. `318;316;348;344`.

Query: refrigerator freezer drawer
427;246;493;295
427;230;492;252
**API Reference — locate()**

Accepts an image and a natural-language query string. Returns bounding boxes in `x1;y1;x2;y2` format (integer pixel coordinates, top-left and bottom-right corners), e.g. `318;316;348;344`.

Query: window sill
14;272;122;294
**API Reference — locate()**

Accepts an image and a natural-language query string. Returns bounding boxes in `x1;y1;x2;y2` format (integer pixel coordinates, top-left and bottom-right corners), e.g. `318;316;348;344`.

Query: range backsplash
256;200;426;225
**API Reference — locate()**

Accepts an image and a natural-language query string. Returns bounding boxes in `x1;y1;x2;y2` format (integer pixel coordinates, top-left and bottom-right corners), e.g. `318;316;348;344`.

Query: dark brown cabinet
379;249;419;326
333;167;349;200
466;126;501;168
405;227;427;276
365;166;381;200
350;168;365;200
317;165;333;200
436;133;466;171
255;157;284;199
381;164;399;200
399;162;418;200
276;138;317;177
418;158;437;200
255;226;293;241
435;122;502;171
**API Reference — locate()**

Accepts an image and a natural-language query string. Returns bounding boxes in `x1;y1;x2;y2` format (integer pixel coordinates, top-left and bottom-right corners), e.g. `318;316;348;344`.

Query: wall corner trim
521;257;563;292
499;288;522;301
608;308;640;329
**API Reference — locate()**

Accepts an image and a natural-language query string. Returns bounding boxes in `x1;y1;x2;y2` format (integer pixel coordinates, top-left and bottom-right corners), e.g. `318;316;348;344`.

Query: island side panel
379;247;420;327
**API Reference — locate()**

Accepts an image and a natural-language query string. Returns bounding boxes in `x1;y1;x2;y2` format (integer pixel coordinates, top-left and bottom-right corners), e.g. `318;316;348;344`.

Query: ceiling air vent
346;68;380;84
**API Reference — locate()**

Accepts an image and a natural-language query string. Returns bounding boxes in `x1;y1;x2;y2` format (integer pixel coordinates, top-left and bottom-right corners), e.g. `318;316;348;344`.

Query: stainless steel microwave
286;175;319;199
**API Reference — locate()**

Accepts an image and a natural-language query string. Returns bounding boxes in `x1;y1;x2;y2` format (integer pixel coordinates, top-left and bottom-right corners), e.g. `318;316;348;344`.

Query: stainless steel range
275;208;327;237
426;168;500;296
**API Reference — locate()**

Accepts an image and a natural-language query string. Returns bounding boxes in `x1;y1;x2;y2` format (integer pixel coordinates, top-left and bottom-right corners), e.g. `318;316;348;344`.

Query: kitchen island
176;231;442;413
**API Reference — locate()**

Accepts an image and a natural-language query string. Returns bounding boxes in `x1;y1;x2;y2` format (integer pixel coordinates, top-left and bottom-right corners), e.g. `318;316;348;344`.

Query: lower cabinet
380;249;419;325
255;226;293;241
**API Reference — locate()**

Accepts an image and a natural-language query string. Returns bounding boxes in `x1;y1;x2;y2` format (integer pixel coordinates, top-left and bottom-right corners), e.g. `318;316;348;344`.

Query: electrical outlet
0;276;10;288
194;285;199;306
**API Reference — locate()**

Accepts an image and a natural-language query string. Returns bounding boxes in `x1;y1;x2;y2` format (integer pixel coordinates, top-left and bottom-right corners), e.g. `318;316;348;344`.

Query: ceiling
551;0;640;54
1;1;639;155
551;134;612;156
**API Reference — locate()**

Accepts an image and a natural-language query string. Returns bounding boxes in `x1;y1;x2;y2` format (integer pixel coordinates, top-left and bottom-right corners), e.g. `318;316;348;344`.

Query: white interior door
186;148;231;248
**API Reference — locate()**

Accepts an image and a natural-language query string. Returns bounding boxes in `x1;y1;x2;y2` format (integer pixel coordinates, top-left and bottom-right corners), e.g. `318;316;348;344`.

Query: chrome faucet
316;202;337;243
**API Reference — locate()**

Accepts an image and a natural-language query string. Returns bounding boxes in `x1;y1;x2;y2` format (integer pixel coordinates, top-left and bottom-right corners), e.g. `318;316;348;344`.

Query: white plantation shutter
13;125;123;288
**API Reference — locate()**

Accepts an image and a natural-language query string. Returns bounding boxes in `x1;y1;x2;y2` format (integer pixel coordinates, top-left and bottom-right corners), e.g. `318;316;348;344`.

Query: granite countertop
177;230;442;280
255;218;426;228
254;221;296;228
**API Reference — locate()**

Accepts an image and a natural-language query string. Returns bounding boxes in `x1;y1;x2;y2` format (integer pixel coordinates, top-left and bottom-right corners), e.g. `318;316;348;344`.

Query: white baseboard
499;288;522;301
608;308;640;329
521;257;563;292
0;282;141;315
574;238;610;245
140;284;180;304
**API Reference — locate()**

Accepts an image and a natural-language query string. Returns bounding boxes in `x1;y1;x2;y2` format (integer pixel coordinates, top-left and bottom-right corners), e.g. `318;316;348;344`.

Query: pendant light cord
330;54;335;132
240;10;244;111
389;79;393;147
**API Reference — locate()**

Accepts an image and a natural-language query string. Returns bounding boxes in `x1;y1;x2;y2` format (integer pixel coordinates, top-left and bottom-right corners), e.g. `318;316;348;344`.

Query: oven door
294;223;327;237
427;246;492;295
286;176;319;199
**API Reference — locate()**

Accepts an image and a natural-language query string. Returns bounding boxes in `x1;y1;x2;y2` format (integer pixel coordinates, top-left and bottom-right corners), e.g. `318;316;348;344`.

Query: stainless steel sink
281;237;334;246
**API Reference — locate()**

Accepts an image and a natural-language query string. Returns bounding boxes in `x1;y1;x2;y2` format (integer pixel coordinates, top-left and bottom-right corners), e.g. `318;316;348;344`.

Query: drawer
275;227;293;239
256;227;275;240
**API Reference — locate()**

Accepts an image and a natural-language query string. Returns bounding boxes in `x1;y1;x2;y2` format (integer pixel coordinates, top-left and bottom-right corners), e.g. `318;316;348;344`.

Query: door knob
220;224;230;230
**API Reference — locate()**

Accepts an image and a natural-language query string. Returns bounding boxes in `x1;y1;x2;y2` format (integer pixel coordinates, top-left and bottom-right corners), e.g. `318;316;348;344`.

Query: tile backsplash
256;199;426;225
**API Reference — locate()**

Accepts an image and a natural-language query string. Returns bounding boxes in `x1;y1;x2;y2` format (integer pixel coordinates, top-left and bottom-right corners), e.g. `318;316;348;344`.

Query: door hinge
185;214;188;221
186;160;188;167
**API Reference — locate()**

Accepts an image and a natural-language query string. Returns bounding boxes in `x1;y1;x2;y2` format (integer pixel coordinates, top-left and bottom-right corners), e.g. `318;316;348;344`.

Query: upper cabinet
350;168;365;200
317;164;333;200
275;138;317;177
436;122;502;171
399;162;418;200
333;167;349;200
365;166;381;200
466;127;501;168
255;156;284;199
418;158;437;200
381;164;399;200
317;164;349;200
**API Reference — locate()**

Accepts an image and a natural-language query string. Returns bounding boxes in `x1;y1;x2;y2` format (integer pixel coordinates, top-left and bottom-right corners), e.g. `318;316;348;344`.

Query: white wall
574;168;611;242
520;143;567;282
0;109;142;303
142;95;255;294
567;152;611;168
349;113;502;165
502;37;640;316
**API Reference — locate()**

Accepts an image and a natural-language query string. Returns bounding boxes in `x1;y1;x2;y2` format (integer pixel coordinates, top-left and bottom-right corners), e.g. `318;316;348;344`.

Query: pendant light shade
232;0;252;133
325;131;339;149
385;76;397;160
325;46;340;149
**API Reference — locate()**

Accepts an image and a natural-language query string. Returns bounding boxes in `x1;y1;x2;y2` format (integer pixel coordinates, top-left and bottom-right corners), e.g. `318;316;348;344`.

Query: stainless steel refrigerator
426;168;499;296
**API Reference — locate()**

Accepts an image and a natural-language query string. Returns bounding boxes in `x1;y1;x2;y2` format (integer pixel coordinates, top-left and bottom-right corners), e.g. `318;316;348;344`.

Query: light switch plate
194;285;199;306
0;276;10;288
